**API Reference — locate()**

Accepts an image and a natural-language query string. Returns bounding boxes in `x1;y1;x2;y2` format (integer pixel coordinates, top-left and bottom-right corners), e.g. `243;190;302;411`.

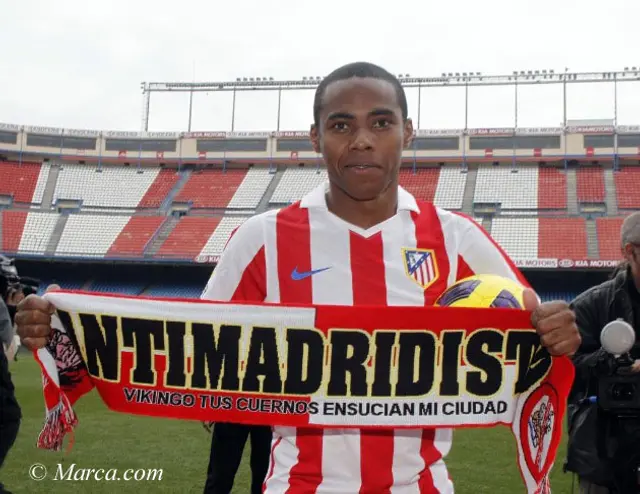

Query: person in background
566;211;640;494
0;296;21;494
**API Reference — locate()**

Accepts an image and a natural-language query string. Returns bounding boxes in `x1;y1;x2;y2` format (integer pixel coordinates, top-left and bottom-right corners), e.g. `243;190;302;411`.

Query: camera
591;320;640;492
0;254;40;303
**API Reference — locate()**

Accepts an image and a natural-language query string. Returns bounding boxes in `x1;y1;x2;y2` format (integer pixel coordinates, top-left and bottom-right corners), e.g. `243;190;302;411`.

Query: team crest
402;248;439;289
519;383;559;490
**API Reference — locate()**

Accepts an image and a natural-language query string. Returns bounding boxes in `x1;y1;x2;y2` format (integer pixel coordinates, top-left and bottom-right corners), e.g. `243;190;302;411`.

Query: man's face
623;242;640;284
310;77;413;202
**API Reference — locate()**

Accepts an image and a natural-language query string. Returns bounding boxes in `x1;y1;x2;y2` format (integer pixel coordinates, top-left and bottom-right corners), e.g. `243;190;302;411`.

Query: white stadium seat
18;212;59;253
199;216;249;258
474;166;539;210
490;218;539;259
32;162;51;205
52;164;160;208
269;168;328;204
433;166;466;209
227;167;274;209
55;214;131;257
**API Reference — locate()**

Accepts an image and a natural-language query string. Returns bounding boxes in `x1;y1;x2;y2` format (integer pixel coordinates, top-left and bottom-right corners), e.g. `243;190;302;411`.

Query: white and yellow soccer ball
435;274;525;309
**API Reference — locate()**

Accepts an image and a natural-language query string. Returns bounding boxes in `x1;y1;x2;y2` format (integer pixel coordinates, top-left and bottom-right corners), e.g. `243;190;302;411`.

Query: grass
2;356;578;493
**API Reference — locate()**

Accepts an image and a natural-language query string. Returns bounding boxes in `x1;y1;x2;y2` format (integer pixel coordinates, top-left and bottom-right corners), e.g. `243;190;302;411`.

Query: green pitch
1;356;576;493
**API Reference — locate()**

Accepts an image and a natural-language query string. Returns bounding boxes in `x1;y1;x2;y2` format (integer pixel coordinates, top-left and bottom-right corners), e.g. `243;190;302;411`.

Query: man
566;212;640;494
15;62;580;493
0;297;21;494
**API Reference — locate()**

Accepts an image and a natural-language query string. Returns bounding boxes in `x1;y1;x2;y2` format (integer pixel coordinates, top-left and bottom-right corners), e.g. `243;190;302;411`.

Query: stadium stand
576;166;605;203
1;117;631;314
52;164;161;208
1;211;28;252
538;218;588;259
138;169;181;208
490;218;539;259
87;279;148;295
433;166;466;210
269;167;328;204
15;212;59;254
106;215;165;257
0;161;42;204
474;165;538;210
32;162;51;205
55;214;131;257
199;216;248;258
143;282;206;299
174;169;247;208
596;217;624;259
227;167;275;209
538;167;567;209
155;216;222;258
398;168;440;202
613;166;640;209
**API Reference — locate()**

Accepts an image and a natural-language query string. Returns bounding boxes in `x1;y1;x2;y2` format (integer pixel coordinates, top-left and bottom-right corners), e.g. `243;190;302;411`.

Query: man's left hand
523;288;581;357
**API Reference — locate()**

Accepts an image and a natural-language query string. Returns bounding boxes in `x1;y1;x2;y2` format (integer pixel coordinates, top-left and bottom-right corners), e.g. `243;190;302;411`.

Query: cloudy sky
1;0;639;133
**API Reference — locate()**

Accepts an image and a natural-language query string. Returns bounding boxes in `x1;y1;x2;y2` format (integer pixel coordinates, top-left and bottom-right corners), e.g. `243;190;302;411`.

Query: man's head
621;212;640;282
310;62;413;202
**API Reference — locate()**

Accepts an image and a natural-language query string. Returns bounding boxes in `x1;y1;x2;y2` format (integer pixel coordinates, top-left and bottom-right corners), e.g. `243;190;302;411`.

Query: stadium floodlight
141;67;640;131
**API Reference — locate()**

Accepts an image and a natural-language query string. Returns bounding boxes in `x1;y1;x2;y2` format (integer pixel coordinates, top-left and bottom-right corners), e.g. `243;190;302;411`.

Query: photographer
0;294;21;494
566;212;640;494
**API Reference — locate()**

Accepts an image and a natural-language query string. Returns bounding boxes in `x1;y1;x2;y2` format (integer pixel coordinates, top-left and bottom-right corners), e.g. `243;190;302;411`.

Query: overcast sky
1;0;639;133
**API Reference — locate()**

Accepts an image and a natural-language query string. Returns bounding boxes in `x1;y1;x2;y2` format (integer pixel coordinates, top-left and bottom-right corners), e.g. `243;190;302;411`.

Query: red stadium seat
107;216;165;256
596;217;624;260
538;218;587;259
398;168;439;202
538;168;567;209
1;210;28;252
175;170;247;208
576;167;605;203
138;169;181;208
156;217;222;258
613;167;640;209
0;161;41;203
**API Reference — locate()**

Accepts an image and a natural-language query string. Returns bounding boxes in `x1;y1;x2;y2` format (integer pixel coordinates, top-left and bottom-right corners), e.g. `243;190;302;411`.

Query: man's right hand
14;284;60;350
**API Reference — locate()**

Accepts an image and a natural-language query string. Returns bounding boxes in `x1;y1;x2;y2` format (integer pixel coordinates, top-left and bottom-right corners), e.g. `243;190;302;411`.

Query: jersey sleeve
200;215;267;302
453;213;531;288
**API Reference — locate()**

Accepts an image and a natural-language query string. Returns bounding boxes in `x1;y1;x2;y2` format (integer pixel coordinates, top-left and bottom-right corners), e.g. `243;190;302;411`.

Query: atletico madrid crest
402;248;439;289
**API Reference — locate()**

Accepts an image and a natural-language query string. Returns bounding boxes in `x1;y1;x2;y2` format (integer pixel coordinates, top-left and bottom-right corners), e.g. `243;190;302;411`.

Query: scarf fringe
36;390;78;452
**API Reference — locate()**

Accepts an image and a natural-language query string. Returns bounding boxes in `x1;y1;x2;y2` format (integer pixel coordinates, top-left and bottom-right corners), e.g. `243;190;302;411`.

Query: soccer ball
435;274;525;309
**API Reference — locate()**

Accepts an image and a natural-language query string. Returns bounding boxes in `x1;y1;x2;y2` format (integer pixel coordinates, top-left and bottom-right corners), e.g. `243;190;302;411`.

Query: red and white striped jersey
201;183;528;494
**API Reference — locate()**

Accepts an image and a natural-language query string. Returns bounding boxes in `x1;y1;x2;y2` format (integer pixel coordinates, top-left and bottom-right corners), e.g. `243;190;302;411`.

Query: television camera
590;320;640;493
0;254;40;305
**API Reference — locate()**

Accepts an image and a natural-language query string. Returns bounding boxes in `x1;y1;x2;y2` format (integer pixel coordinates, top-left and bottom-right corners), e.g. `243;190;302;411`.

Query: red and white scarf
34;290;574;493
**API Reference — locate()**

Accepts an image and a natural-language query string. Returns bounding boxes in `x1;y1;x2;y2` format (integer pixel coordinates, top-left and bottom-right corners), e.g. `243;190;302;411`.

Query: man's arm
569;290;607;376
200;215;267;303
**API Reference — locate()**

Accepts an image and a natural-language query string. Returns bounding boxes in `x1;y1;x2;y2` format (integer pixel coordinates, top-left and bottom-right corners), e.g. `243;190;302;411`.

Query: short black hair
313;62;408;126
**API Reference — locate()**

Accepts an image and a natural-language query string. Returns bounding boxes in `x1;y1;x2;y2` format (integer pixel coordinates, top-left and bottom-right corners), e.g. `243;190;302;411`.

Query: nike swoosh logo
291;266;331;281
